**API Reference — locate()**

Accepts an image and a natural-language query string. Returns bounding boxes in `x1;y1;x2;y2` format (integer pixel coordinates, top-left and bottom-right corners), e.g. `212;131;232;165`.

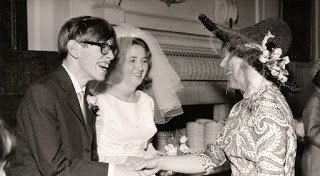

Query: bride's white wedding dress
95;90;157;175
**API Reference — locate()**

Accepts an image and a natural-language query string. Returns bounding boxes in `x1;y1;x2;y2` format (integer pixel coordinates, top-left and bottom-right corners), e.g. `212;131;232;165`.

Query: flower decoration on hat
245;31;290;83
198;13;301;93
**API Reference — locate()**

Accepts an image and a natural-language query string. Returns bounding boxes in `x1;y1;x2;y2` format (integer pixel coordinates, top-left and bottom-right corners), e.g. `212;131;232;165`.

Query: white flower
161;134;190;176
259;55;269;63
179;143;189;154
283;69;289;75
278;73;285;80
272;48;282;58
278;71;288;83
279;75;288;83
283;56;290;64
271;69;279;76
164;144;178;156
261;31;275;50
179;135;188;144
245;43;262;51
262;50;270;58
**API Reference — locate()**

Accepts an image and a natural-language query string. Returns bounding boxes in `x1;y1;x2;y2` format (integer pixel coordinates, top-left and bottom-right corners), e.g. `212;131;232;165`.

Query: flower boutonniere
87;95;99;114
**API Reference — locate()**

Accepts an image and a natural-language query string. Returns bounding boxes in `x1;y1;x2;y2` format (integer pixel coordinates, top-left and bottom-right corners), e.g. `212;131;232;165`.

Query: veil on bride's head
93;23;184;124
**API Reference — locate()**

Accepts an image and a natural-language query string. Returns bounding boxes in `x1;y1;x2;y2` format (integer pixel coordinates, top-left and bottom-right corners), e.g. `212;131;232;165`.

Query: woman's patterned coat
197;83;296;176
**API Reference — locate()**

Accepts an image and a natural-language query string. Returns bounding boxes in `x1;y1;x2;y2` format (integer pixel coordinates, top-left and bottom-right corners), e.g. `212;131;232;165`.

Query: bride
89;23;183;175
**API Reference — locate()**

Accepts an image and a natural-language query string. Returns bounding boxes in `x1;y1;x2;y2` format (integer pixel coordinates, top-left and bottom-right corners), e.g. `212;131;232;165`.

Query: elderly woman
301;69;320;176
135;15;300;176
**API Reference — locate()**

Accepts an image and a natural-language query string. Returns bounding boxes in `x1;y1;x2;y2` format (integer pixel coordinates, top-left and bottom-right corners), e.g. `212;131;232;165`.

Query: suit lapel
65;90;86;126
55;66;93;141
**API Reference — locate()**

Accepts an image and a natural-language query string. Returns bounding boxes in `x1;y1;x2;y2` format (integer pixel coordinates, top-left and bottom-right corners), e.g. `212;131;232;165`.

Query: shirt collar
62;64;86;94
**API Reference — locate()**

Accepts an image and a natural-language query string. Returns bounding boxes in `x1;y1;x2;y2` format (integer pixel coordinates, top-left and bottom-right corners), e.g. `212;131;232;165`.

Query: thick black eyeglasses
82;41;117;55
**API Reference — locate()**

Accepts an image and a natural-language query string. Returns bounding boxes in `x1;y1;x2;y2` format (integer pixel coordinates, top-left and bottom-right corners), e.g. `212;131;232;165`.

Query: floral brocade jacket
197;83;297;176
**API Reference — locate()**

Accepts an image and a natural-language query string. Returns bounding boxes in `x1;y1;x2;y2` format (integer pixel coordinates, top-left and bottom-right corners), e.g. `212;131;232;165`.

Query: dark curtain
0;0;27;50
282;0;312;62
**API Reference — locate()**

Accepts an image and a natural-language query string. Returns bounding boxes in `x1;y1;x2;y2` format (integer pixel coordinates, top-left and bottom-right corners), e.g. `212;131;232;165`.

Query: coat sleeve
15;84;109;176
302;94;320;148
195;130;227;175
253;100;296;175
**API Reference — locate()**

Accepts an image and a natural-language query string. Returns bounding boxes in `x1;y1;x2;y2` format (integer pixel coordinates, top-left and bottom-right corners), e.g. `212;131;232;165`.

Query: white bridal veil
103;23;184;124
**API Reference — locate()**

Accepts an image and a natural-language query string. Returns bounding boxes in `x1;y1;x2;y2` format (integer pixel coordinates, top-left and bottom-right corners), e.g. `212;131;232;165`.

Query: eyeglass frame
81;41;118;55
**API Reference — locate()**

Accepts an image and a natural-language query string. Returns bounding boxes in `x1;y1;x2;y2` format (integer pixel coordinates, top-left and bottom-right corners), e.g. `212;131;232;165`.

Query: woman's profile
135;14;300;176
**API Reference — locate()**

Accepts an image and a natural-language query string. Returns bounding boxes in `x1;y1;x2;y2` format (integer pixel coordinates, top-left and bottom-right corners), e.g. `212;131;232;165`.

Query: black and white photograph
0;0;317;175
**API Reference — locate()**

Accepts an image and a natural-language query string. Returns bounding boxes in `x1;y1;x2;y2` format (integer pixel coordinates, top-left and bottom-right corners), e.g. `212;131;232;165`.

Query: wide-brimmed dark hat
198;14;301;93
198;14;292;55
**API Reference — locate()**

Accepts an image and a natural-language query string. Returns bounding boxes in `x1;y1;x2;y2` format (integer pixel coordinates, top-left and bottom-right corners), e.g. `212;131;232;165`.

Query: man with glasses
6;16;118;176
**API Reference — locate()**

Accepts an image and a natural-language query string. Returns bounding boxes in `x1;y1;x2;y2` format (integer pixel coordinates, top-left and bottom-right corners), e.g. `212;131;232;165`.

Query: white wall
27;0;95;51
27;0;281;51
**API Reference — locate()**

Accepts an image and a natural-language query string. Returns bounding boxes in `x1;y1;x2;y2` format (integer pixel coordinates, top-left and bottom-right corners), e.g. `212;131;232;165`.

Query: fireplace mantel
151;30;233;105
91;1;234;105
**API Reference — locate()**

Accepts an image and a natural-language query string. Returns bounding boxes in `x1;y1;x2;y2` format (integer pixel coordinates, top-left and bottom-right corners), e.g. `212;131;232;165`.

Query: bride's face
220;51;247;90
121;44;149;88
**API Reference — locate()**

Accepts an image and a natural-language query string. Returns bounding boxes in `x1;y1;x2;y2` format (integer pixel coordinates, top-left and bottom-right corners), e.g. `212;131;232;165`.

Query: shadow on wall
285;62;316;119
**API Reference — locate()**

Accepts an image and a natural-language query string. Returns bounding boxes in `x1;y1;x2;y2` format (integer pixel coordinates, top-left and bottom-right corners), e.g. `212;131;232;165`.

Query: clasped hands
122;154;162;176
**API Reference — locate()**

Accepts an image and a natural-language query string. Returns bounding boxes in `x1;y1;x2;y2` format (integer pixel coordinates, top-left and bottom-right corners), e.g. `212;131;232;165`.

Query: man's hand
123;156;145;167
134;158;161;176
114;164;140;176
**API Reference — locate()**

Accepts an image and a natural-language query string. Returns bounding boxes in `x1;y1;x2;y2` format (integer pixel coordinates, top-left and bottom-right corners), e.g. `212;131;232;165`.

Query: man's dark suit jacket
6;66;108;176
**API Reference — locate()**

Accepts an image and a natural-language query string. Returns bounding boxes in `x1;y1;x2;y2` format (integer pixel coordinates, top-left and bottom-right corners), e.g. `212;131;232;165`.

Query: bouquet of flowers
159;131;190;176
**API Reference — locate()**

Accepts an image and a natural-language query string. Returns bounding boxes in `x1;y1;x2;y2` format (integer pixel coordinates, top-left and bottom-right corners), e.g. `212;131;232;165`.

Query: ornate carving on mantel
91;0;121;7
168;56;226;81
215;0;238;25
158;0;187;7
92;0;124;24
140;29;226;81
92;1;214;35
163;48;220;59
147;29;222;53
92;3;226;81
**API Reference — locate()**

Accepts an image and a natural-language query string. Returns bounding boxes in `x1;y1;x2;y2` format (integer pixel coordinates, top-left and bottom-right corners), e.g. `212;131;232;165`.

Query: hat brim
239;18;292;55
